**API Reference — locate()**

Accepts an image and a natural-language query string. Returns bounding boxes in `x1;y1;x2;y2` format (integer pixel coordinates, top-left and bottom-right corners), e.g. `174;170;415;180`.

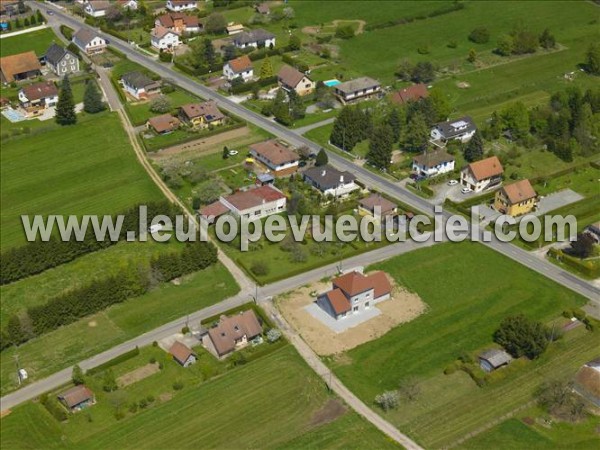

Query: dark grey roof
412;149;454;169
434;116;476;139
303;165;356;190
45;44;75;66
121;71;158;89
233;28;275;45
334;77;380;95
479;349;513;368
73;28;99;47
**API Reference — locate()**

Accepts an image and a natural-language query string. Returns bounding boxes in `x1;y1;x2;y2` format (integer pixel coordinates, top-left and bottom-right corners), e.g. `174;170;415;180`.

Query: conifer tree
55;76;77;125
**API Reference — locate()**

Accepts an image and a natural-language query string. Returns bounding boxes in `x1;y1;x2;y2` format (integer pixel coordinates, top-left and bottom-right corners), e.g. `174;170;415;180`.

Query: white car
228;150;239;156
447;180;458;186
461;187;473;194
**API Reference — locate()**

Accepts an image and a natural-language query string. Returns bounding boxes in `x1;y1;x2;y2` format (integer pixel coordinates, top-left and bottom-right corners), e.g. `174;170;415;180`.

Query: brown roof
500;179;537;205
256;3;270;14
20;81;58;101
151;26;179;39
199;200;229;219
170;0;197;5
466;156;504;181
169;341;195;364
412;149;454;169
58;385;94;408
207;310;262;356
0;51;41;83
224;185;286;211
333;271;391;298
180;100;224;122
88;0;110;11
226;55;252;74
147;114;180;133
358;194;397;215
324;288;351;315
278;65;309;89
390;84;428;104
156;12;199;28
250;139;298;166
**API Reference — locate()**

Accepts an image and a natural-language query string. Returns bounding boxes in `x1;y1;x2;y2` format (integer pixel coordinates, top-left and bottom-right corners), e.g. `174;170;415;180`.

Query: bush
173;380;184;390
181;326;190;334
266;328;282;343
149;357;157;364
374;390;399;411
493;315;549;359
469;27;490;44
251;261;269;276
149;95;172;113
41;395;68;422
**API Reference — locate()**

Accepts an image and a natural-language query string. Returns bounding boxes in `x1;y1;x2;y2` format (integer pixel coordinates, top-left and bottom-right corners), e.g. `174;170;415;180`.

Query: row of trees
485;86;600;162
0;201;178;285
1;10;45;31
55;76;106;126
1;241;218;350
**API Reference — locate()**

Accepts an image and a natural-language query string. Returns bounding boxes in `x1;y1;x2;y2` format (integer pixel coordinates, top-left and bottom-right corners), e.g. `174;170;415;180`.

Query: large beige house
277;65;315;96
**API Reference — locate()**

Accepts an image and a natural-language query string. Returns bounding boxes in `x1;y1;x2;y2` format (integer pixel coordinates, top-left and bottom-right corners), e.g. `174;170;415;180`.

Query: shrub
149;95;172;113
181;326;190;334
149;357;156;364
251;261;269;276
493;315;549;359
266;328;282;343
374;391;399;411
128;402;138;413
173;380;184;390
469;27;490;44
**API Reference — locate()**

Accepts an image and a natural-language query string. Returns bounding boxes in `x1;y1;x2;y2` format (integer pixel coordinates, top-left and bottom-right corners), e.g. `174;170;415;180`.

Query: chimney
340;175;344;183
321;170;326;177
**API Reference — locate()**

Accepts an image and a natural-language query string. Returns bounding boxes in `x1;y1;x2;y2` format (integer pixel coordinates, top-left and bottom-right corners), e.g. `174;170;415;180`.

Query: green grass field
459;408;600;449
324;241;593;447
0;262;239;395
1;346;398;449
0;112;162;249
0;28;60;57
126;89;200;126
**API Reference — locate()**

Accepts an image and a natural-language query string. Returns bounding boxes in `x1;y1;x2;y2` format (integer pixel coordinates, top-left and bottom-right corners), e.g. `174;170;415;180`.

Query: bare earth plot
117;363;160;388
277;275;426;356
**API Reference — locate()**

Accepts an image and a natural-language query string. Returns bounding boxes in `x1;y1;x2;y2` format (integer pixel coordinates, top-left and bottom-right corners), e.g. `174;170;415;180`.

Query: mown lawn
0;112;162;249
327;241;592;447
0;263;239;395
1;345;397;449
0;27;60;57
126;89;200;126
459;407;600;450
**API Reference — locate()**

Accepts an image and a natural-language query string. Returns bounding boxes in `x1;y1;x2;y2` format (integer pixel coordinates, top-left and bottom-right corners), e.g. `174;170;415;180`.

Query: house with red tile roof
223;55;253;82
0;51;42;84
202;310;263;358
18;81;59;117
249;139;299;177
317;270;392;320
169;341;197;367
390;83;428;105
460;156;504;192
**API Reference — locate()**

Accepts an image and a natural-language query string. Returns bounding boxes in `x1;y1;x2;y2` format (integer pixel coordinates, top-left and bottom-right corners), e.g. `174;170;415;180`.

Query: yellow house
277;65;315;97
179;101;225;129
494;179;537;217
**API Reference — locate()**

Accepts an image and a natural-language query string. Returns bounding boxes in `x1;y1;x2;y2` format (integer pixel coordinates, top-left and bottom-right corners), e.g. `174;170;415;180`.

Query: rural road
33;1;600;304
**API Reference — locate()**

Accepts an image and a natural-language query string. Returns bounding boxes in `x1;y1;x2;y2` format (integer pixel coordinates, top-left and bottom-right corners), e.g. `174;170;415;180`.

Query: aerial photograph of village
0;0;599;449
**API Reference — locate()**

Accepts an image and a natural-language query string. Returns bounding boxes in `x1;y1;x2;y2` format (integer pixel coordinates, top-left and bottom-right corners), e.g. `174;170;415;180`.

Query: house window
365;302;370;308
353;306;358;312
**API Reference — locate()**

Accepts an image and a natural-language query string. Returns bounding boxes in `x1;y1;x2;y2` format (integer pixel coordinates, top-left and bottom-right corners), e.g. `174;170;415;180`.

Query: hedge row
86;347;140;376
1;241;218;350
40;394;68;422
0;201;178;285
60;25;74;40
364;2;465;31
230;75;278;94
547;247;600;279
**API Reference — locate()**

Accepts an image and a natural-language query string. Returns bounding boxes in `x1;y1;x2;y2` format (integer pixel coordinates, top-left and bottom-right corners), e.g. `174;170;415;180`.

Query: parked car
447;179;458;186
228;150;239;156
461;187;473;194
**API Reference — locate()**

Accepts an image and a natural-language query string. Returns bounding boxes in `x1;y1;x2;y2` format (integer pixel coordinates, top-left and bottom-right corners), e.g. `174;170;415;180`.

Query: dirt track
277;273;426;356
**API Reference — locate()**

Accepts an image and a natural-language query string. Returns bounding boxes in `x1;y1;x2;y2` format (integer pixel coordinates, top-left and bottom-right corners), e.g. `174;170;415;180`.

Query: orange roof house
0;51;42;83
460;156;504;192
494;179;537;217
390;84;428;104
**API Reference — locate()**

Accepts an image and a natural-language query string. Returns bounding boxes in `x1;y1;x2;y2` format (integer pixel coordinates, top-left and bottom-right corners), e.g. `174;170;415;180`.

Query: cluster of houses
146;99;226;135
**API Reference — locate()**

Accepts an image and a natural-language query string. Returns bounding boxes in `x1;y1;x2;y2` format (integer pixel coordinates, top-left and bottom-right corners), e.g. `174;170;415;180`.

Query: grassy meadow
324;241;594;447
0;112;162;249
0;345;398;450
0;28;60;57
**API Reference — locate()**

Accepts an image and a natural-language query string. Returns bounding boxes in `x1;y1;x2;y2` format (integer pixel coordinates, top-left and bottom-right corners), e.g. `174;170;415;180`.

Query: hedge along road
33;2;600;304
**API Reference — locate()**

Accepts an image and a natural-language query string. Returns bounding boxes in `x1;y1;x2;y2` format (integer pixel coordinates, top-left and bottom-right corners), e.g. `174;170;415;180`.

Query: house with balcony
18;81;58;117
155;12;201;34
333;77;381;104
179;101;225;129
202;310;263;358
232;29;276;49
151;27;181;52
460;156;504;192
166;0;197;12
72;29;107;55
277;65;315;97
249;139;299;177
121;72;161;100
302;165;360;198
412;149;455;178
431;116;477;144
223;55;253;82
494;179;538;217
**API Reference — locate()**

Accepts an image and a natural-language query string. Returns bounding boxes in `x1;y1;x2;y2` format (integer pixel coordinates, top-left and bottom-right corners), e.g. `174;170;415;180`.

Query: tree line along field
0;262;238;395
0;346;399;450
324;241;596;448
0;112;163;249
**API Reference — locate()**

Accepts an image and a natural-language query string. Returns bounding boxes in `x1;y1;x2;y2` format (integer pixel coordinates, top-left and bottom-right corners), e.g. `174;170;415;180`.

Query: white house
460;156;504;192
223;55;253;82
412;149;455;178
431;116;477;144
219;185;287;220
72;29;107;55
44;44;80;76
302;165;360;198
232;29;276;49
120;72;161;100
151;27;181;51
84;0;110;17
249;140;299;177
18;81;59;117
165;0;197;12
317;270;392;320
118;0;139;9
333;77;381;104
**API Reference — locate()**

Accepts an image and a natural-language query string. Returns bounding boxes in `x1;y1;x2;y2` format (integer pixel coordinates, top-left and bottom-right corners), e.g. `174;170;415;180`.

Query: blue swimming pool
324;79;341;87
2;108;26;123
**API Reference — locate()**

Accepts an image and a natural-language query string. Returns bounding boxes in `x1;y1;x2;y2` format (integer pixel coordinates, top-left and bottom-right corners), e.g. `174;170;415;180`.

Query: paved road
34;2;599;303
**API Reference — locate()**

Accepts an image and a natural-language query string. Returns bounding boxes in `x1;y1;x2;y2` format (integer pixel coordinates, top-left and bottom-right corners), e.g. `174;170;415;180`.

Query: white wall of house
431;128;475;143
18;92;58;107
166;0;197;11
151;32;180;50
412;160;455;177
84;5;107;17
250;151;298;173
48;55;80;76
460;169;498;192
223;64;253;81
219;196;286;221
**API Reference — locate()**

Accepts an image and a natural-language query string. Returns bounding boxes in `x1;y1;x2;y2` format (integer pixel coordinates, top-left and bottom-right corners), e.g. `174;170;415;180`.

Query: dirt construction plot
149;126;252;159
277;274;427;356
310;399;347;426
117;363;160;388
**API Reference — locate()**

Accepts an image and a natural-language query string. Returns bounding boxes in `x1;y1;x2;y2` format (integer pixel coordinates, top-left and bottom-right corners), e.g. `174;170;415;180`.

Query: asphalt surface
5;0;598;425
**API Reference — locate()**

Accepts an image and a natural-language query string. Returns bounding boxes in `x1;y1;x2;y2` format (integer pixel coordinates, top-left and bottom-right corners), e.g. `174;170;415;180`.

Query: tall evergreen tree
315;148;328;166
83;81;106;114
330;106;367;151
55;76;77;125
539;28;556;49
387;108;402;143
586;43;600;75
203;38;216;66
463;131;484;162
404;112;429;152
260;55;274;79
367;124;394;169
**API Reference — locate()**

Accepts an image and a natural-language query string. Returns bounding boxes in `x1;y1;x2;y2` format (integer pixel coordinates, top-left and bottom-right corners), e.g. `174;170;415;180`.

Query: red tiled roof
466;156;504;181
332;271;391;298
358;194;397;215
58;385;94;408
390;84;428;104
180;100;224;122
278;65;307;89
250;139;298;166
20;81;57;101
169;341;195;364
147;114;180;133
501;179;537;205
367;271;392;299
325;288;351;315
0;51;41;83
227;55;252;74
224;185;286;211
207;310;262;356
200;200;229;219
156;12;199;28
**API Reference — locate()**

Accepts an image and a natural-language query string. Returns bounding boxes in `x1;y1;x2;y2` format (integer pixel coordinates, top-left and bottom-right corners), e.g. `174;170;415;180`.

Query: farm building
478;349;513;372
0;51;42;84
58;385;95;412
169;341;197;367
